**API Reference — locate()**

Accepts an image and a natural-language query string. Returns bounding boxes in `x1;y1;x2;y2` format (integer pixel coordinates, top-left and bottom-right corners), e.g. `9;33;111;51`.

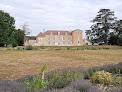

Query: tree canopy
86;9;117;45
0;10;29;47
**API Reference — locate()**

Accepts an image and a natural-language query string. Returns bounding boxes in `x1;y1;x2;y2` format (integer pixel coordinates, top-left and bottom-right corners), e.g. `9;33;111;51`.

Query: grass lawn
0;50;122;80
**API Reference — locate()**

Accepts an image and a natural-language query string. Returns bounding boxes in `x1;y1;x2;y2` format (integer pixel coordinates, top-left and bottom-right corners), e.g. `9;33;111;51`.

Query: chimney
43;29;45;33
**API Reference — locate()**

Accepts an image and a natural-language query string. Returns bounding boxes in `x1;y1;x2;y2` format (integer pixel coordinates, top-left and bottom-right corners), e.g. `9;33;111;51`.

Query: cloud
0;0;122;38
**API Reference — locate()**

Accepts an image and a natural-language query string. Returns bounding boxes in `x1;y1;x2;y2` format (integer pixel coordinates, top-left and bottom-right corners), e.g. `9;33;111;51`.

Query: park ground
0;47;122;80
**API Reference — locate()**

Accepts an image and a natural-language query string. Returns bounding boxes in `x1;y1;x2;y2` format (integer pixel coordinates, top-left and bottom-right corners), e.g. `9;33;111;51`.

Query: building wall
72;30;83;46
44;35;73;46
24;29;83;46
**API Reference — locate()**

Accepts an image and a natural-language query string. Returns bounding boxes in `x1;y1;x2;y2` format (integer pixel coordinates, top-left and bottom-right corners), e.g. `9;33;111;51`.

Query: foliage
112;75;122;86
67;47;70;50
91;70;113;85
109;20;122;46
45;67;84;89
25;64;48;91
0;10;30;47
70;80;92;92
26;45;33;50
7;44;13;50
40;46;45;49
17;46;21;50
0;10;15;46
88;62;122;78
86;9;117;45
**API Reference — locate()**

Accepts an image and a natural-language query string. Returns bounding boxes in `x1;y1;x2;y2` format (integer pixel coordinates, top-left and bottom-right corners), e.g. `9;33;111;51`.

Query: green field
0;48;122;80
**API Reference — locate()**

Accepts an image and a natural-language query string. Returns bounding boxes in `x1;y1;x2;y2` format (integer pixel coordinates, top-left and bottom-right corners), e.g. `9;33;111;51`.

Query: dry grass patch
0;50;122;80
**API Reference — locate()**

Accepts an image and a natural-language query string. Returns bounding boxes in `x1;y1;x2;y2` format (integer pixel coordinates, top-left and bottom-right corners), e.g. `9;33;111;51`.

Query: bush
67;47;70;50
45;67;84;89
33;47;39;50
40;46;45;49
88;62;122;77
26;45;33;50
7;44;13;50
17;46;21;50
112;75;122;86
25;64;48;91
91;70;113;85
70;80;92;92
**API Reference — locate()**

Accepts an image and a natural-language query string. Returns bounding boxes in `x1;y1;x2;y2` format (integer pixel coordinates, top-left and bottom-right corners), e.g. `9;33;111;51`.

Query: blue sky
0;0;122;38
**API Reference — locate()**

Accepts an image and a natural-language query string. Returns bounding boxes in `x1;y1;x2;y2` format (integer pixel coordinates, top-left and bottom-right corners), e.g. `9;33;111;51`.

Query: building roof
44;30;72;35
25;36;36;40
37;32;46;37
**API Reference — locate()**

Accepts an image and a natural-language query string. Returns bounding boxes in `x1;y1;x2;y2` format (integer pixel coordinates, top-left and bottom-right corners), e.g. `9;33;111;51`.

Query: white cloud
0;0;122;38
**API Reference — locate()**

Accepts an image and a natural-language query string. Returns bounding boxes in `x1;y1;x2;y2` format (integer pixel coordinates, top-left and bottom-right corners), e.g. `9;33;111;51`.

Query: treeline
0;10;29;47
86;9;122;46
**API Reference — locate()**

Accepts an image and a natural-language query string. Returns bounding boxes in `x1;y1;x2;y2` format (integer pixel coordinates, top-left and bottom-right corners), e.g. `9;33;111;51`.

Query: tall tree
0;10;15;46
21;22;31;45
86;9;117;45
108;20;122;45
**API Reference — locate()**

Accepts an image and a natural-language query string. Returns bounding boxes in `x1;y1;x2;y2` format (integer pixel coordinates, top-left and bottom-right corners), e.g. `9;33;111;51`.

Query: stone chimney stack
43;29;45;33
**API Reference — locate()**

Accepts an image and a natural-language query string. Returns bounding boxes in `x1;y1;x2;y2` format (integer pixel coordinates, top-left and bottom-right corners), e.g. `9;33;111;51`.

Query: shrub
17;46;21;50
7;44;13;50
111;75;122;86
70;80;92;92
33;47;39;50
0;80;28;92
26;45;33;50
40;46;45;49
25;64;48;91
91;70;113;85
67;47;70;50
88;62;122;77
45;67;84;89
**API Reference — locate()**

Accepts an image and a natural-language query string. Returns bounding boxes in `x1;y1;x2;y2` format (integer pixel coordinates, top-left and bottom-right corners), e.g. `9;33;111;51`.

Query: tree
21;22;31;45
86;9;117;45
108;20;122;45
0;10;15;46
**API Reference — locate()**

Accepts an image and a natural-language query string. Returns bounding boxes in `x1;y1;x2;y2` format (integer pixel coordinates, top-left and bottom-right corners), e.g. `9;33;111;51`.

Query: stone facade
24;29;83;46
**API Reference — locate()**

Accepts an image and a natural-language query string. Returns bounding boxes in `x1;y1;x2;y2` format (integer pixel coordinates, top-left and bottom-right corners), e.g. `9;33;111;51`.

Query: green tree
86;9;117;45
109;20;122;46
0;10;15;46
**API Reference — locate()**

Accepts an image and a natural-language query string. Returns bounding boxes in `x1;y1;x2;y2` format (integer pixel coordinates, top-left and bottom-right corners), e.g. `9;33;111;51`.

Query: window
58;32;60;35
65;32;67;35
78;33;80;35
58;37;60;40
77;41;80;44
63;41;65;44
68;41;70;45
39;42;44;44
58;42;60;45
48;37;50;40
48;41;50;45
51;32;53;35
63;37;65;40
68;37;70;40
53;37;55;40
38;38;40;40
53;41;55;45
78;37;80;40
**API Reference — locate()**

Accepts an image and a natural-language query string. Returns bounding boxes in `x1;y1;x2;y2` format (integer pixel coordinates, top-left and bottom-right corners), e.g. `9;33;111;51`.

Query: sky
0;0;122;38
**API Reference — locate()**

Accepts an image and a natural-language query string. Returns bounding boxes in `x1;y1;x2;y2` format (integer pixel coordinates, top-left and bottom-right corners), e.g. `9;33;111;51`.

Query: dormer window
58;32;60;35
65;32;67;35
51;32;53;35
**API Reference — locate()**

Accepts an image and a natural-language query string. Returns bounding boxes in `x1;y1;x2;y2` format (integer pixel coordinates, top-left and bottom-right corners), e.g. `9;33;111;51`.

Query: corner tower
72;29;83;46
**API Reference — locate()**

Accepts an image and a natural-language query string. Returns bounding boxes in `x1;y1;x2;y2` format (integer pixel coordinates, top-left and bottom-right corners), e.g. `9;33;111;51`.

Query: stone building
24;29;83;46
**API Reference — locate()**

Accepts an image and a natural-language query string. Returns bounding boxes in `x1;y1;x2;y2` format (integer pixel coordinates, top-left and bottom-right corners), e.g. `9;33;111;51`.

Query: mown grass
0;49;122;80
